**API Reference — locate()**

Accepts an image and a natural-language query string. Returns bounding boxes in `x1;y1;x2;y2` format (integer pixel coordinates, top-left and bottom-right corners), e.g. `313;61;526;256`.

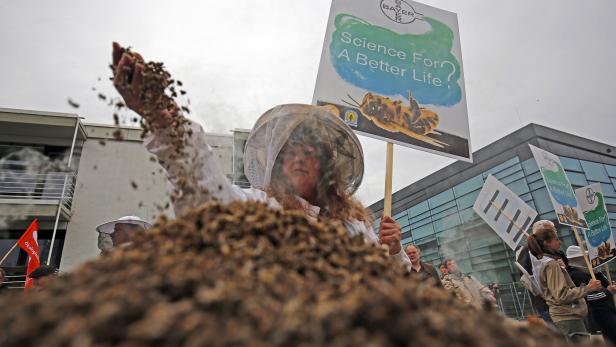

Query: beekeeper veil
244;104;364;195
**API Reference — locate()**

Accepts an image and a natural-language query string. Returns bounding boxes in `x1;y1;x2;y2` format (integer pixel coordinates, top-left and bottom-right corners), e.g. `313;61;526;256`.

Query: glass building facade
369;124;616;287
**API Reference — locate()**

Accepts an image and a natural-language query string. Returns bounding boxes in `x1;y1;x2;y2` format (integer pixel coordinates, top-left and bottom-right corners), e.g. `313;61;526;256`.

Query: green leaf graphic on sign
330;14;461;106
541;162;578;207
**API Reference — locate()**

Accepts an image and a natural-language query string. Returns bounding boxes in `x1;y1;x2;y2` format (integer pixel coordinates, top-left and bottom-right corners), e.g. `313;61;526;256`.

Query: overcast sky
1;0;615;206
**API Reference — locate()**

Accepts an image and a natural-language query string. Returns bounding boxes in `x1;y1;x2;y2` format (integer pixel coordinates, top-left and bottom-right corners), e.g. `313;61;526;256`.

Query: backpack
515;261;543;298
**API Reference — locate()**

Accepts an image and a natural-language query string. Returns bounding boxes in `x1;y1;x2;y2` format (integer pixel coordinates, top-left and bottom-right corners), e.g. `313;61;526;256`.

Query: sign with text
313;0;471;161
530;145;588;229
473;175;537;250
575;183;616;267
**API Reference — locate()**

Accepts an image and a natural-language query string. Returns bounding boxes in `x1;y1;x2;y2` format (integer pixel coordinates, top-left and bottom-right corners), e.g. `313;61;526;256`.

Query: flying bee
342;90;439;135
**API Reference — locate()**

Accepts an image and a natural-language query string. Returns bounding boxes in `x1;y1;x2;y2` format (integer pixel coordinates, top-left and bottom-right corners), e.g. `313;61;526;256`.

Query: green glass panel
453;174;483;197
559;157;583;172
581;160;610;183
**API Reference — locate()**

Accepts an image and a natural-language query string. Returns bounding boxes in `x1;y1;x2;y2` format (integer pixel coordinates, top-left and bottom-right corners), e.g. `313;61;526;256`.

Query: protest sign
313;0;471;161
529;145;588;229
473;175;537;250
575;183;616;268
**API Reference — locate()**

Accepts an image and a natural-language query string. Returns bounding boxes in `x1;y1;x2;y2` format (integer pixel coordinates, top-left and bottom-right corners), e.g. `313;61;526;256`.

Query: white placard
473;175;538;250
313;0;471;161
530;145;588;229
575;183;616;268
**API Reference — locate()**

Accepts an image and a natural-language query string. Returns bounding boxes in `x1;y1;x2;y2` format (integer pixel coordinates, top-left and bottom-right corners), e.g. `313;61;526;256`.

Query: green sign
575;183;616;268
530;145;588;229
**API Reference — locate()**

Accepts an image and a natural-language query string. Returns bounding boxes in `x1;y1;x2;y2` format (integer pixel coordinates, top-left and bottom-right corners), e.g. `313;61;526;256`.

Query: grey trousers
554;319;590;343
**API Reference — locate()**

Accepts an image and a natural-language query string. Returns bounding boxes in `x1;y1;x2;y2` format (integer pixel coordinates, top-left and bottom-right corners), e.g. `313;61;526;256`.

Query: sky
1;0;615;206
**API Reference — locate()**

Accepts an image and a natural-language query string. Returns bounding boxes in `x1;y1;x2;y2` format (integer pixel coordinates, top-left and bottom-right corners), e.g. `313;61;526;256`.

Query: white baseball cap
96;216;152;234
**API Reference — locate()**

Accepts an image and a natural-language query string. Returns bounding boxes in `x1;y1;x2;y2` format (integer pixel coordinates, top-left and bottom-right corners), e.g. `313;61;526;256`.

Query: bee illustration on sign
343;109;358;127
339;90;446;148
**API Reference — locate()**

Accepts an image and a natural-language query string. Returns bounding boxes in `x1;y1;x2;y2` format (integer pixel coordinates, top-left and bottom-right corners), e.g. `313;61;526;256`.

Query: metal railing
1;274;26;290
493;282;537;320
0;170;76;210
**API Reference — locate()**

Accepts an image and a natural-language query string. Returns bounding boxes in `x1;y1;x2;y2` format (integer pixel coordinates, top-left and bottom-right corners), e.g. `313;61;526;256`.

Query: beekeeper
96;216;152;253
111;42;411;269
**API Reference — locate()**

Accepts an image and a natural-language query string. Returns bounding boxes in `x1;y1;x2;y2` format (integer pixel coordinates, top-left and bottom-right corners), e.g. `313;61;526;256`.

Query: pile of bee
0;201;585;346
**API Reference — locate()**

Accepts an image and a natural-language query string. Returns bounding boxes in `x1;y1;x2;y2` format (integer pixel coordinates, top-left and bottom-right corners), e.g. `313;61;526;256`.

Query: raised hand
111;42;175;128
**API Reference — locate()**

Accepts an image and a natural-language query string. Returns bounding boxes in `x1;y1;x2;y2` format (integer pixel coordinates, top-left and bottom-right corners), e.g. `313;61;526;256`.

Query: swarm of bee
0;201;583;347
108;43;208;208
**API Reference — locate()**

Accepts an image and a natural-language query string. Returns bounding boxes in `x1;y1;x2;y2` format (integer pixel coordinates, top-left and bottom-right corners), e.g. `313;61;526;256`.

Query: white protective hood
243;104;364;195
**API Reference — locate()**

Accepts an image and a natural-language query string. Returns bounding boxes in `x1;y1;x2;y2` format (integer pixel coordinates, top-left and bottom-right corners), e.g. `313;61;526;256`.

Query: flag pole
0;241;19;266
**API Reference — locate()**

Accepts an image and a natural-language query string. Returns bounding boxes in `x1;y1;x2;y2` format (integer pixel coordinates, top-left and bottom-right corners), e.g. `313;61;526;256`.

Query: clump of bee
343;90;440;136
0;201;568;347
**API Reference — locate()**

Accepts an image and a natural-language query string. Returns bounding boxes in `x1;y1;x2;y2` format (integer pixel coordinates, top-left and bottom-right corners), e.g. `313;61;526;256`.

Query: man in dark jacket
406;244;441;287
566;245;616;345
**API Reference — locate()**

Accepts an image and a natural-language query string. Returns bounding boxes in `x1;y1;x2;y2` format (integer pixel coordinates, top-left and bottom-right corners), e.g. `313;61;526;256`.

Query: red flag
17;219;40;289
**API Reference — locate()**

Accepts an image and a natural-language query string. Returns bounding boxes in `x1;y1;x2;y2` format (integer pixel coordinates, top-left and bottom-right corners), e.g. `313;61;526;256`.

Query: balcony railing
0;170;76;210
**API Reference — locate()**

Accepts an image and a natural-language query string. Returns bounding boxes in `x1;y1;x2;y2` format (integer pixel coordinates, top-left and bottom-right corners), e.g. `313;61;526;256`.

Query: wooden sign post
572;227;597;280
383;143;394;217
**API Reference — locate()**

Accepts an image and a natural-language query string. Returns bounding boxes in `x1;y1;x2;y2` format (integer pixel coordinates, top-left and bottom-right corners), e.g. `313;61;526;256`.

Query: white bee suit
143;104;411;269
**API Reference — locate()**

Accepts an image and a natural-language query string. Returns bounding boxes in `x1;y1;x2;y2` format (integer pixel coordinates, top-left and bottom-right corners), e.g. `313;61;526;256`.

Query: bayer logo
586;188;595;205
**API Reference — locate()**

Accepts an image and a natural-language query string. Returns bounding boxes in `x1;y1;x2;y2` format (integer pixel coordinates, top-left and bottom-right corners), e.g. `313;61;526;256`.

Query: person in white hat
96;216;152;253
110;43;411;269
566;245;616;344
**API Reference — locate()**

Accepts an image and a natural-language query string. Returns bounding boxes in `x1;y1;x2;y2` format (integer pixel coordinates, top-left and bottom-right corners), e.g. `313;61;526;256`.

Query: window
433;213;461;233
0;229;65;268
412;223;435;239
431;200;456;216
483;157;520;178
453;174;483;197
493;164;523;181
409;211;431;225
539;212;557;221
401;236;413;245
500;170;525;185
581;160;610;183
428;189;454;209
606;165;616;178
522;158;539;175
529;180;545;191
560;157;583;172
409;200;429;216
520;192;533;202
459;208;478;223
600;183;616;198
456;190;480;210
506;178;530;195
394;211;409;227
531;187;555;214
566;171;588;187
397;217;410;228
393;210;408;220
525;172;542;184
431;206;458;221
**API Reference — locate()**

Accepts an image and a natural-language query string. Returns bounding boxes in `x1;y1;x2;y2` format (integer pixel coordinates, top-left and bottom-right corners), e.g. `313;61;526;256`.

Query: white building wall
60;124;234;271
